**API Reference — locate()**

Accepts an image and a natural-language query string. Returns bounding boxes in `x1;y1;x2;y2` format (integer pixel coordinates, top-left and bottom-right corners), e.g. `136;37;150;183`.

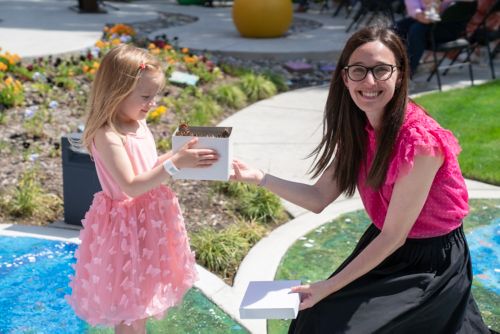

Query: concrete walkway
0;1;499;333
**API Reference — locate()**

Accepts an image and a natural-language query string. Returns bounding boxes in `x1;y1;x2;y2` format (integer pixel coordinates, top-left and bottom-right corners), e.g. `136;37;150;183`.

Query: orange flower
183;55;197;64
0;62;7;72
108;23;135;36
181;47;189;54
95;40;107;49
163;44;173;50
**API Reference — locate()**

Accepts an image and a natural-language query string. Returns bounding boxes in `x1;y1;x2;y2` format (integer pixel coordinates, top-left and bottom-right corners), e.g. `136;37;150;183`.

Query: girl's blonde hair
81;44;164;153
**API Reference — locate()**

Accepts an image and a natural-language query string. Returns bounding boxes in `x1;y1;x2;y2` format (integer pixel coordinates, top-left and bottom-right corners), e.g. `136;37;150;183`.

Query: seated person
395;0;471;76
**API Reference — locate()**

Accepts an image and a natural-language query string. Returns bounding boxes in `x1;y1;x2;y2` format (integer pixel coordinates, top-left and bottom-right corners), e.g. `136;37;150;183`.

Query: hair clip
139;63;146;70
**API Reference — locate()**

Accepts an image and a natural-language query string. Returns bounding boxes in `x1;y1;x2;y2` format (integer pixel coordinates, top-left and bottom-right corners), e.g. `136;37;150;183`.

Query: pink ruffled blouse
357;101;468;238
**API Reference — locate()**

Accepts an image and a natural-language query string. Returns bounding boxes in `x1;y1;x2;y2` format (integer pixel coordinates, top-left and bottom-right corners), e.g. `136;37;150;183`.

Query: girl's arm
156;151;174;166
292;153;444;310
94;127;218;197
231;159;342;213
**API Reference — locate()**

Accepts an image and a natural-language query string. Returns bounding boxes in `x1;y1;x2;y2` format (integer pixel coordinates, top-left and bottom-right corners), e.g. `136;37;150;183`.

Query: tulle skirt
66;185;197;327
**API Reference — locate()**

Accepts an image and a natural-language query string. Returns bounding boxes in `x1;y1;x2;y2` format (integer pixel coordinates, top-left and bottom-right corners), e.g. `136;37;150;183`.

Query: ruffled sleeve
385;122;462;185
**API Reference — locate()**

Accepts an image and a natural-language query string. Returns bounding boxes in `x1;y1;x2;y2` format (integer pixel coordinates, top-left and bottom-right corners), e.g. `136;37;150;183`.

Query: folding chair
467;0;500;78
426;1;478;91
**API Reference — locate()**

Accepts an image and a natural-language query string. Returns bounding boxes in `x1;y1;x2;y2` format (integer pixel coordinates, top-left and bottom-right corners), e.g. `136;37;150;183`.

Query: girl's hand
291;280;333;311
171;138;219;169
230;158;264;185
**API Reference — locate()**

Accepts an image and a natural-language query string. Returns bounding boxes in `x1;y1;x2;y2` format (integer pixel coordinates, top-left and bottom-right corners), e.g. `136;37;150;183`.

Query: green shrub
187;96;222;125
239;73;277;102
0;167;62;221
189;220;268;281
189;226;248;278
262;70;289;92
210;84;247;109
213;181;286;224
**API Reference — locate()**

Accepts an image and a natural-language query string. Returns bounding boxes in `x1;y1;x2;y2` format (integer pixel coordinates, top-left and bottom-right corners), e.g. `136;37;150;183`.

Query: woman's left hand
291;280;333;310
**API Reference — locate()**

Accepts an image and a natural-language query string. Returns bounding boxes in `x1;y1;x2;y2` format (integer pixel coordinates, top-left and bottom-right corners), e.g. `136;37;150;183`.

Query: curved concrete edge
0;182;498;333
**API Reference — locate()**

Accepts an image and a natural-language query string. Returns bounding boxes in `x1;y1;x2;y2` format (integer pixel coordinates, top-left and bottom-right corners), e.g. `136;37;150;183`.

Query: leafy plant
262;70;289;92
213;182;287;224
189;226;248;279
0;166;62;221
187;96;222;126
210;84;247;109
189;220;267;281
156;137;171;152
0;75;24;107
239;73;277;102
23;107;49;138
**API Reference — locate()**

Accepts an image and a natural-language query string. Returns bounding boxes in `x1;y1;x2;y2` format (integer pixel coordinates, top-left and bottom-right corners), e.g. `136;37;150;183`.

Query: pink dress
66;122;197;326
357;101;469;238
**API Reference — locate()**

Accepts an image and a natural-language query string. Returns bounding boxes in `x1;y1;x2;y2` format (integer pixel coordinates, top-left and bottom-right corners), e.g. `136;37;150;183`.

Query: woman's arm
232;159;342;213
292;153;444;310
94;127;218;197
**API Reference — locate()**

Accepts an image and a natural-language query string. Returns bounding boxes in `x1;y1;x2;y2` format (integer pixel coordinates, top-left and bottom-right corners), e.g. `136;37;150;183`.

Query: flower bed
0;23;288;284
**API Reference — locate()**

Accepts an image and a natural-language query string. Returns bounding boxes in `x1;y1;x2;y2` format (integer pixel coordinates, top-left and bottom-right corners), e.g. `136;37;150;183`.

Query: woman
231;25;493;333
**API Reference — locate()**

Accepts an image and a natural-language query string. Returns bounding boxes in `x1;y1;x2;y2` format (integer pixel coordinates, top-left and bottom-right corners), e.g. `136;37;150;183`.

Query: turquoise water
0;236;248;334
0;237;83;333
467;219;500;294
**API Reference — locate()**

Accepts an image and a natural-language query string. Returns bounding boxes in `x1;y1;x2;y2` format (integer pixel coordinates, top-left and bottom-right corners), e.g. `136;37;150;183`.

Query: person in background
395;0;470;76
231;24;494;333
296;0;310;12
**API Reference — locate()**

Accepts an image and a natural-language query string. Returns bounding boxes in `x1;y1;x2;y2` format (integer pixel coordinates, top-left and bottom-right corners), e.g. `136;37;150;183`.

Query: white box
239;280;301;320
172;126;232;181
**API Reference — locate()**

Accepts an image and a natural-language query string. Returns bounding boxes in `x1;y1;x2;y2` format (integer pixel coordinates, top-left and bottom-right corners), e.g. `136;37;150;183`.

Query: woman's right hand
171;137;219;169
231;158;265;186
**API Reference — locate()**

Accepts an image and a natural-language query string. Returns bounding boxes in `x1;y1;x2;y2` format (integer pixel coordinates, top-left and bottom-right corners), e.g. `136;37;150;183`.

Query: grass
413;80;500;185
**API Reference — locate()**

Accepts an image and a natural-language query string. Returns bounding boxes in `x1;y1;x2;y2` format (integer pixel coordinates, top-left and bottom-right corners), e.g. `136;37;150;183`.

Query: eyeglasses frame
343;64;400;81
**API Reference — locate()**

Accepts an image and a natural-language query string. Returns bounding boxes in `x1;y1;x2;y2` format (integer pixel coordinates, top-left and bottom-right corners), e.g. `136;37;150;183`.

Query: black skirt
288;224;494;334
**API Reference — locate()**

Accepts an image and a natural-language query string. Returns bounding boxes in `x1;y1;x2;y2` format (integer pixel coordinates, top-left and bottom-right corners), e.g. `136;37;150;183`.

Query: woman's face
342;41;400;127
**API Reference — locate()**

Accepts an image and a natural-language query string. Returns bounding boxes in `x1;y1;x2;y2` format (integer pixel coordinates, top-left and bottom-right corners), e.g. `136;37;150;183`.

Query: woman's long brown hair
309;25;410;196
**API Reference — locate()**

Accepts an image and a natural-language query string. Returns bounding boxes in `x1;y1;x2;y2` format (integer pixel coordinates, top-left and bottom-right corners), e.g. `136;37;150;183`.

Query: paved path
0;1;499;333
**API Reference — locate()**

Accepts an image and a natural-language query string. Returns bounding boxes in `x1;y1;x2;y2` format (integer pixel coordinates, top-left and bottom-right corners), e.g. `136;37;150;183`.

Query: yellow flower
92;61;100;69
111;38;121;46
95;40;107;49
150;48;160;55
0;62;7;72
4;76;13;85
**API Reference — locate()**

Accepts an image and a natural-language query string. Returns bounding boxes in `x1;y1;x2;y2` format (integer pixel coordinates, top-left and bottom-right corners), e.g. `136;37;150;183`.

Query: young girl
232;25;493;333
66;44;219;333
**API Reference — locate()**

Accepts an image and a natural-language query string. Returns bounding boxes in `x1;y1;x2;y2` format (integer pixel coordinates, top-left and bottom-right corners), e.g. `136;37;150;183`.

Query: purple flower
49;100;59;109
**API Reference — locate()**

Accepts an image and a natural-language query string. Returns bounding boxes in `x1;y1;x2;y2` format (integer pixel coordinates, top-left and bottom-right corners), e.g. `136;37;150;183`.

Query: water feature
0;236;247;333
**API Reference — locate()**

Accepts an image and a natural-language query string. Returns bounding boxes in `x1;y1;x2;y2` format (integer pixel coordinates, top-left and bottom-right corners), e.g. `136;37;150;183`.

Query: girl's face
117;70;163;124
342;41;400;127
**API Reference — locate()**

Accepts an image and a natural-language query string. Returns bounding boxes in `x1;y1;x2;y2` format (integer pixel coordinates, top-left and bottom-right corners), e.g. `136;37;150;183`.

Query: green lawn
413;80;500;185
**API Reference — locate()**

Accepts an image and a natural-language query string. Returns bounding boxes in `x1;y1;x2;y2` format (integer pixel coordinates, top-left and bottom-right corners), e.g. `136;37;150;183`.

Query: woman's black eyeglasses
344;64;399;81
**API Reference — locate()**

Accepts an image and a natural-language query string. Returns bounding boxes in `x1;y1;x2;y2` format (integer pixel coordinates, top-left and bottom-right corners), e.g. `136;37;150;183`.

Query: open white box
172;126;232;181
239;280;301;320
